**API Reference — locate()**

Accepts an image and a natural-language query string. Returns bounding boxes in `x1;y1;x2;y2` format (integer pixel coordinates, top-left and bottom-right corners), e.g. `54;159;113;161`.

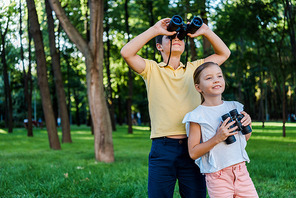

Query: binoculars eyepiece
167;15;203;40
221;109;252;145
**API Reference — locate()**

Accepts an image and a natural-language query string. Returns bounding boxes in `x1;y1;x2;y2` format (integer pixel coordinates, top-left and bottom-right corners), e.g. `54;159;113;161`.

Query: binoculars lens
192;17;203;26
167;15;203;39
171;15;183;25
167;15;184;32
221;113;237;145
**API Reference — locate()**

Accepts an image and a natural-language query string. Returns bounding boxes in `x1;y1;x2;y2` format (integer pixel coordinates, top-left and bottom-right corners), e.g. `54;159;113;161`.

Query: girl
182;62;258;198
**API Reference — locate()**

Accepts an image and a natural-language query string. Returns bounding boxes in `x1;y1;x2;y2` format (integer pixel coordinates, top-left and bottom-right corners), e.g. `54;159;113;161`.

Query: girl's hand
187;23;210;38
152;18;176;36
215;117;238;143
240;111;252;126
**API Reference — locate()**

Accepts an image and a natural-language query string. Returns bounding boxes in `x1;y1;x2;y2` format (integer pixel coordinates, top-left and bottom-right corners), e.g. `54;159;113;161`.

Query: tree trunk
26;0;61;149
117;83;123;125
20;1;34;136
282;82;286;137
49;0;114;162
73;88;81;126
257;46;265;127
104;9;116;131
200;0;211;57
189;37;197;61
0;20;13;133
45;0;72;143
147;0;156;59
275;33;287;137
285;0;296;60
62;53;72;125
125;0;133;134
27;21;34;137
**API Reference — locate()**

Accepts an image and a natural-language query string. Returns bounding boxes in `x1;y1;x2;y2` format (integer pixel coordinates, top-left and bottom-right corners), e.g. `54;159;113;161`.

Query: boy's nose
173;36;180;41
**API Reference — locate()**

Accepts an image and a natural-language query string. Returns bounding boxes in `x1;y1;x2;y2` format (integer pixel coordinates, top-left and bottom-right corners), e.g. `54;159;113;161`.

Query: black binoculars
167;15;203;40
221;109;252;145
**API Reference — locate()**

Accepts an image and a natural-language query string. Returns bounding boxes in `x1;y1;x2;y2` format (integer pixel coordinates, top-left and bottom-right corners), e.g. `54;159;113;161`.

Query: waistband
152;136;188;145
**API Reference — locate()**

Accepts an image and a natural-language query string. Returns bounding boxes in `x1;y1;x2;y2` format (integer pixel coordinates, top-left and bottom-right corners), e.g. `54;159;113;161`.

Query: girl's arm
188;118;238;160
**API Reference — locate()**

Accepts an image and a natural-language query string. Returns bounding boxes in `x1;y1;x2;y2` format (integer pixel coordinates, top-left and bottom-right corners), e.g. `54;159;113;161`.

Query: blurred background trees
0;0;295;151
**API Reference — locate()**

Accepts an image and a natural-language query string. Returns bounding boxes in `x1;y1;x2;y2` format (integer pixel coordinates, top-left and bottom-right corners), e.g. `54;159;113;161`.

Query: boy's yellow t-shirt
140;59;204;139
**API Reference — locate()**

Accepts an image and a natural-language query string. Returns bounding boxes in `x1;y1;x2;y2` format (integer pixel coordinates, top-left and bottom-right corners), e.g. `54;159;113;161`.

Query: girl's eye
218;75;223;78
206;77;212;80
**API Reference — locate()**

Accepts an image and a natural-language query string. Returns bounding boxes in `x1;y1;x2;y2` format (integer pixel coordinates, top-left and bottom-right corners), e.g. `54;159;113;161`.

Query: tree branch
48;0;92;62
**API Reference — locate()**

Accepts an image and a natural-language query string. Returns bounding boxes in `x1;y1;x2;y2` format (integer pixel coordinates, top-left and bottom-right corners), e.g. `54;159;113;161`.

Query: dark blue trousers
148;137;206;198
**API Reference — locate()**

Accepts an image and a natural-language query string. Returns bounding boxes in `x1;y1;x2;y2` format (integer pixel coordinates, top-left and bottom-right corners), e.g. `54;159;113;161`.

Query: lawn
0;122;295;197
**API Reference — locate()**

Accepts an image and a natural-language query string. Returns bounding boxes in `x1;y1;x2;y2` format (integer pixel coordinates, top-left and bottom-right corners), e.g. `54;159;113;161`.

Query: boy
121;17;230;197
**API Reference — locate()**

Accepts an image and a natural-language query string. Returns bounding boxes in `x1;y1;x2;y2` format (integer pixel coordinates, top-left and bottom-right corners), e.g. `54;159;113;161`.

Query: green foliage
0;123;296;197
212;0;296;119
1;0;296;129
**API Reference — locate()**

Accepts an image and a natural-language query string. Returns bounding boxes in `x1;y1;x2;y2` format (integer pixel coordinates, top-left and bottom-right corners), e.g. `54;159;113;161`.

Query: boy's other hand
187;23;210;38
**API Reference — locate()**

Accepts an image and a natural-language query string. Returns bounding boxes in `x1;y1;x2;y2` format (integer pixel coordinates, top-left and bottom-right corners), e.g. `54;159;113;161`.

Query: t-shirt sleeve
233;101;244;113
191;59;205;69
182;109;208;136
139;59;153;80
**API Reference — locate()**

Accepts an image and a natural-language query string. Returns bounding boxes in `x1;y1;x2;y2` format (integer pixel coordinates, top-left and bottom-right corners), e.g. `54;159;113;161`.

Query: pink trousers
205;162;258;198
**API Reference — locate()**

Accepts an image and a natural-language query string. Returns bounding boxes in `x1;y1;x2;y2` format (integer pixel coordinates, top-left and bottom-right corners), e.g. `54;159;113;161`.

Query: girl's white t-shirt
182;101;250;173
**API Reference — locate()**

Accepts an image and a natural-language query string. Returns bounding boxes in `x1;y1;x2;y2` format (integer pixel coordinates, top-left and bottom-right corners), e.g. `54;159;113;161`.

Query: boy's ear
156;43;163;51
195;84;202;93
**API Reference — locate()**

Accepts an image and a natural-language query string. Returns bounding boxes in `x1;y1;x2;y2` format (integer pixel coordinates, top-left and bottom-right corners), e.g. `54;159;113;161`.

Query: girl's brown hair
193;62;220;103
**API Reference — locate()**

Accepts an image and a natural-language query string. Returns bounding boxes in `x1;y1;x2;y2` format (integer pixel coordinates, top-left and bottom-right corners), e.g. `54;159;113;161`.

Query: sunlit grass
0;129;7;134
0;122;295;197
252;121;296;127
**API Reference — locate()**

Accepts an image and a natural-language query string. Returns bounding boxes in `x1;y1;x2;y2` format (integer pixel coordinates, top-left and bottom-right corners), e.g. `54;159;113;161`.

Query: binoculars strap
185;36;188;68
166;38;173;66
165;36;188;68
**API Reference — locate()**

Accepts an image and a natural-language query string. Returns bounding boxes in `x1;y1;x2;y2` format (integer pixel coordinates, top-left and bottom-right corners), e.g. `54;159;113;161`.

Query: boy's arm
121;18;176;74
188;24;231;66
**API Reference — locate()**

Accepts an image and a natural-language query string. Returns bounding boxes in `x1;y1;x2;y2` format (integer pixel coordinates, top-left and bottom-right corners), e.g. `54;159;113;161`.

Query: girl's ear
156;43;163;51
195;84;202;93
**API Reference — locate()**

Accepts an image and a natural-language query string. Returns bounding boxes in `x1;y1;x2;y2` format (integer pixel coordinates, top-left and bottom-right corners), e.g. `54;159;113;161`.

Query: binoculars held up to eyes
167;15;203;40
221;109;252;145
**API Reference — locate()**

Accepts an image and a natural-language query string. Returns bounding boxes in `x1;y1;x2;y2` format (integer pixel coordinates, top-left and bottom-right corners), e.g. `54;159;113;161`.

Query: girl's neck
202;96;223;107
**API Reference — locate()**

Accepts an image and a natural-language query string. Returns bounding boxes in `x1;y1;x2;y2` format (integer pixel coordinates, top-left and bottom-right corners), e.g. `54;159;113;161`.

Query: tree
124;0;133;134
104;1;116;131
45;0;72;143
19;0;34;136
49;0;114;162
0;15;13;133
26;0;61;149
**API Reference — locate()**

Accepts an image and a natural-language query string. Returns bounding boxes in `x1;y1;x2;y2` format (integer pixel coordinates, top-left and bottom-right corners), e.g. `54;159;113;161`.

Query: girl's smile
212;84;222;89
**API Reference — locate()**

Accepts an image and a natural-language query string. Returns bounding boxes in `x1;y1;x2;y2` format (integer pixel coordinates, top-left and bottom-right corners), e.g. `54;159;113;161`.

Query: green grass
0;122;296;197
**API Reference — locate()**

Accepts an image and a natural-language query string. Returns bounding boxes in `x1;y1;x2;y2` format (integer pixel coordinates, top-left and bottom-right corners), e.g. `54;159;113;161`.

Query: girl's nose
213;78;219;83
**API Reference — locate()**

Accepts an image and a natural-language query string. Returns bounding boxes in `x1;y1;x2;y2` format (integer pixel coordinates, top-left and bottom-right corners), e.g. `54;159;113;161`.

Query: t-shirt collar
159;62;185;68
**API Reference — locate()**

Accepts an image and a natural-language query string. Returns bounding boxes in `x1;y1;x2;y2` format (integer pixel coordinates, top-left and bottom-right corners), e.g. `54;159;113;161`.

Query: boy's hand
215;117;238;143
152;18;176;36
240;111;252;126
187;23;210;38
